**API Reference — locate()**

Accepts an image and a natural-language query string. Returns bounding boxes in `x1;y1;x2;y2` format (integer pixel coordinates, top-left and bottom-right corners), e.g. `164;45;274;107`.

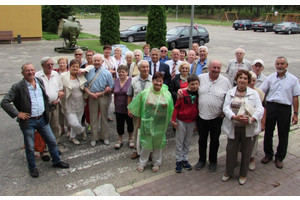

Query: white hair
249;71;257;79
199;45;208;53
74;49;84;54
114;46;122;54
92;54;103;62
138;60;149;68
235;48;245;54
133;49;143;56
125;51;134;58
40;57;52;66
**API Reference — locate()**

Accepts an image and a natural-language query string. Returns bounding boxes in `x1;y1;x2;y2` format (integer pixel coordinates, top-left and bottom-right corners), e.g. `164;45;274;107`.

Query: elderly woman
179;49;187;61
73;49;87;68
113;65;133;149
113;46;126;77
83;50;95;68
221;69;264;185
60;59;87;145
125;51;135;77
248;71;265;171
128;72;174;173
132;49;143;77
169;61;190;105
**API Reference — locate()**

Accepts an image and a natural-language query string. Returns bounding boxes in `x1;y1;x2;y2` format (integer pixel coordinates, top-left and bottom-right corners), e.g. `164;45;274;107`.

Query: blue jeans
22;116;61;170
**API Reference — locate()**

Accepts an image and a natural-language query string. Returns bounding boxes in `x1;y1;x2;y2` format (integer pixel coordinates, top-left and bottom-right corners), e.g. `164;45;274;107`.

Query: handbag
83;67;104;99
34;131;45;153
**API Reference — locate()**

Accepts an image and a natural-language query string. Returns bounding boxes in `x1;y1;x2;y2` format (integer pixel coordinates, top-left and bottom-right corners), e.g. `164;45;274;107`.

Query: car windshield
278;22;291;26
167;27;184;36
233;20;240;23
127;25;140;31
253;22;261;25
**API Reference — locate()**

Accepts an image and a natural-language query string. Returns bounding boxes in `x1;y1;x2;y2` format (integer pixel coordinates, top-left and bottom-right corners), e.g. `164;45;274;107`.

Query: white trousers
175;120;196;162
139;148;163;167
65;109;84;139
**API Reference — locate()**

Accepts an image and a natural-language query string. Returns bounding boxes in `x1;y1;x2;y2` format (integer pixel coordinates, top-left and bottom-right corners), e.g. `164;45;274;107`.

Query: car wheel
243;26;247;30
127;35;134;43
288;29;292;35
170;41;176;50
264;28;267;32
199;39;205;46
253;30;257;32
234;28;238;30
275;31;278;34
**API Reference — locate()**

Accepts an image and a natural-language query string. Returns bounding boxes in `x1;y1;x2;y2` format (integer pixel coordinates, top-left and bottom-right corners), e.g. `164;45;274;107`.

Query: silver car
273;22;300;34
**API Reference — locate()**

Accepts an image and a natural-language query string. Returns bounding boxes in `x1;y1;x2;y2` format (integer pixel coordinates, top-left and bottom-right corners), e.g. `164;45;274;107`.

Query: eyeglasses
235;53;243;55
75;54;83;56
46;63;54;66
161;50;167;53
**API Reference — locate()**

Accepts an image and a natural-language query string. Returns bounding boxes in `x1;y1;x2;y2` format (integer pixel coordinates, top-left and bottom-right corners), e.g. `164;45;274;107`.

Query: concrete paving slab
93;184;120;196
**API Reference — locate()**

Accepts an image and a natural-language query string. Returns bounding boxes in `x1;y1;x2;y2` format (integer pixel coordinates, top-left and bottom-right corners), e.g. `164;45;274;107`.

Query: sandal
129;140;134;148
152;165;160;173
137;164;144;173
114;141;123;150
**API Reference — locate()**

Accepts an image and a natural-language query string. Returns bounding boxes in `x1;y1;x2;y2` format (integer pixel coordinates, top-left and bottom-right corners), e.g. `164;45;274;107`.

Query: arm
292;96;299;124
84;87;98;99
127;96;133;118
171;96;182;130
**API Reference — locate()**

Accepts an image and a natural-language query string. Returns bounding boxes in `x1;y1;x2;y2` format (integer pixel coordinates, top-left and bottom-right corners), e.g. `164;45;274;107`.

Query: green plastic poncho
128;85;174;150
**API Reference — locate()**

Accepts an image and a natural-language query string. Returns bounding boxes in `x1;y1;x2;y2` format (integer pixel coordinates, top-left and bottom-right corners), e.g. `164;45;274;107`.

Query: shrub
100;5;120;45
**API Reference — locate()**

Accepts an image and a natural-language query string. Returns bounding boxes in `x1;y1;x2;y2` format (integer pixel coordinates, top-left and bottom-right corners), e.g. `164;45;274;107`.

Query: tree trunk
211;6;214;15
250;5;253;13
218;5;221;12
256;5;260;17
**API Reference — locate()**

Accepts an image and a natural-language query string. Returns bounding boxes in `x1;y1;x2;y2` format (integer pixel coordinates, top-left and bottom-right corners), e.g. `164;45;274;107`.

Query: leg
89;96;100;141
226;128;241;176
116;113;125;136
152;148;163;166
125;113;134;136
84;98;90;124
139;147;151;167
175;120;186;162
239;133;256;177
182;121;196;162
208;117;223;164
197;116;210;163
65;111;84;138
49;108;60;144
99;94;109;140
132;116;139;148
21;119;37;170
263;103;277;159
107;93;113;119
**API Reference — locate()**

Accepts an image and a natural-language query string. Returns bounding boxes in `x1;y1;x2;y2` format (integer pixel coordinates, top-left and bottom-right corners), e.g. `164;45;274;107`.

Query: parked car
252;21;275;32
166;26;210;50
120;24;147;43
233;19;253;30
273;22;300;34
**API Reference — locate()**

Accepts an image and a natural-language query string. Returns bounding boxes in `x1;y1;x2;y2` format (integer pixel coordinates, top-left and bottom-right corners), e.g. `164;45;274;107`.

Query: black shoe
175;161;182;173
53;161;69;168
29;168;39;178
195;160;206;170
209;163;217;172
41;155;50;162
182;161;192;170
58;150;61;155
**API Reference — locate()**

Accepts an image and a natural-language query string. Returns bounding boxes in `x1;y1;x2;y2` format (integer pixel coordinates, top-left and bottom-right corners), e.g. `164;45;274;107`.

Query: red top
171;89;198;123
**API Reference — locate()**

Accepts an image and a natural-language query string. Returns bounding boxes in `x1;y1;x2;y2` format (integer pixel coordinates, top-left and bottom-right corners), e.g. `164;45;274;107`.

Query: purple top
114;77;132;114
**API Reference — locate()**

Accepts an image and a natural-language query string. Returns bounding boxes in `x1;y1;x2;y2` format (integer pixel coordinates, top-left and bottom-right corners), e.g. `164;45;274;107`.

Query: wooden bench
0;31;14;44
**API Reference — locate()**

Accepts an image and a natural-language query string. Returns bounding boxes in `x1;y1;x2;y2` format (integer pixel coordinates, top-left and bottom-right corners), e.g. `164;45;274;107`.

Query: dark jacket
1;77;50;130
169;74;181;105
149;61;171;87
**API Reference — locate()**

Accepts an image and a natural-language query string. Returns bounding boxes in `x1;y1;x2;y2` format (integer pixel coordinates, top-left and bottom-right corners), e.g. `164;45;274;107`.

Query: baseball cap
252;59;264;67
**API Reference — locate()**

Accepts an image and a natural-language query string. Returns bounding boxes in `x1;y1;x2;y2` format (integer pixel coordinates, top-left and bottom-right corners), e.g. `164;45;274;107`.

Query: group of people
1;44;300;187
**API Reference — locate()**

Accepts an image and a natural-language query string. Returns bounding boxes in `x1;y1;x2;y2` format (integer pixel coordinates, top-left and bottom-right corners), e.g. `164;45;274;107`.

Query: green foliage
42;32;98;40
146;5;167;48
100;5;120;45
42;5;75;34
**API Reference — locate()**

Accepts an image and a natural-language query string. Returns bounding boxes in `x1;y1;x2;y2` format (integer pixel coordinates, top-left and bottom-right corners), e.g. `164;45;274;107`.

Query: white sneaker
103;139;109;145
249;162;256;171
69;137;80;145
90;140;96;147
222;174;231;182
82;127;87;141
239;177;247;185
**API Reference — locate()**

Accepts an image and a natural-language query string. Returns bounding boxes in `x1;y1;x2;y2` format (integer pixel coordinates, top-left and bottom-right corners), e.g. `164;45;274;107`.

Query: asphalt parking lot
0;18;299;196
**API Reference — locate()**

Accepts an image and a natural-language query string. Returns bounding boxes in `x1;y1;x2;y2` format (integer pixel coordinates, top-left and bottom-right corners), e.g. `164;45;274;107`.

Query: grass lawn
42;32;98;40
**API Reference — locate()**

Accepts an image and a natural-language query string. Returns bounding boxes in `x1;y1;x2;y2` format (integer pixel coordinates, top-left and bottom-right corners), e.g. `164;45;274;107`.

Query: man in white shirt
187;50;196;66
259;56;300;169
36;57;64;151
165;49;182;79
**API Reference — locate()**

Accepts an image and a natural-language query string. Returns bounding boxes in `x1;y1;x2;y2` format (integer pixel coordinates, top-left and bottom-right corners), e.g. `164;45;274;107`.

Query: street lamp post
189;5;194;50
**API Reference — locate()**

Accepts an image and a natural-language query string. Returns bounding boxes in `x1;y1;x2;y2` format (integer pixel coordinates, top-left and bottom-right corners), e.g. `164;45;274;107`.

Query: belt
267;101;289;106
31;115;43;120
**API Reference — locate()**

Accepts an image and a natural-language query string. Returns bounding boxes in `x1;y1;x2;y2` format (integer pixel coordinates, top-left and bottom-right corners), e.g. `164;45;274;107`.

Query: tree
42;5;75;33
146;5;167;48
100;5;120;45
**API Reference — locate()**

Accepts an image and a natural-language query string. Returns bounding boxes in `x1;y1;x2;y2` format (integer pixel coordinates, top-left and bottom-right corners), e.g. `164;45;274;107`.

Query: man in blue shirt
190;46;210;75
143;44;151;62
1;62;69;178
159;46;171;63
84;54;114;147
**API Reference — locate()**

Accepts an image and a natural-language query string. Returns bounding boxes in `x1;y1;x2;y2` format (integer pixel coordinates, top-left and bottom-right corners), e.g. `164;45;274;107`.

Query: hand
171;121;178;130
292;114;298;124
104;86;111;94
233;114;249;125
78;69;86;75
58;90;65;99
89;92;98;99
261;122;265;132
52;100;60;105
96;92;103;97
177;89;183;99
193;126;197;132
128;110;133;118
18;112;31;120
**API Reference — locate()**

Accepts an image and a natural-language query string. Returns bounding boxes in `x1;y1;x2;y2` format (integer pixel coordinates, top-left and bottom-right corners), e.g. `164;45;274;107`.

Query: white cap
252;59;264;67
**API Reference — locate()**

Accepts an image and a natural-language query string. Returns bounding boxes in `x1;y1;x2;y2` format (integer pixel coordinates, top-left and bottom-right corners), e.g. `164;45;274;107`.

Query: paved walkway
118;127;300;196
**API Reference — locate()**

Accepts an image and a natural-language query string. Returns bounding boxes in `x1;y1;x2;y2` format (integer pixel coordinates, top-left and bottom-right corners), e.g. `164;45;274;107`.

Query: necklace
237;87;246;92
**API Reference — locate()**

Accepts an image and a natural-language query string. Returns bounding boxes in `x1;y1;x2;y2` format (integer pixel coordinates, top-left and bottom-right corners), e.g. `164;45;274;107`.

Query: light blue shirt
190;59;207;75
85;66;114;93
159;56;169;63
143;54;151;62
26;78;45;117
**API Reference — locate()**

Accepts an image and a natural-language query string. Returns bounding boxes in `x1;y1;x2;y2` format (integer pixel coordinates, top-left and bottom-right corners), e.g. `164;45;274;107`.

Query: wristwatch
294;112;299;115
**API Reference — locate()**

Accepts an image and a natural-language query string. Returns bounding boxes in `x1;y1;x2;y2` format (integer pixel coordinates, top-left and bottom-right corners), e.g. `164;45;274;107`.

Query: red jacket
171;90;198;123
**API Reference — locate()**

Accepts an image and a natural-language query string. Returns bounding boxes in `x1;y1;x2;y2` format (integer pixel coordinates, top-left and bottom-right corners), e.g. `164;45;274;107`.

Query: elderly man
149;48;171;86
187;50;196;66
74;49;87;68
226;48;251;86
159;46;171;63
82;50;95;68
251;59;267;87
1;63;69;178
191;46;210;75
192;43;200;59
127;60;153;159
143;44;151;62
84;54;114;147
36;57;64;151
165;48;182;79
260;56;300;169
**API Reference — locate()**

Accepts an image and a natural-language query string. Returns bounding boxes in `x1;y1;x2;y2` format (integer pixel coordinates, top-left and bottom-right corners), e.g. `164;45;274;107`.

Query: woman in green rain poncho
128;72;174;173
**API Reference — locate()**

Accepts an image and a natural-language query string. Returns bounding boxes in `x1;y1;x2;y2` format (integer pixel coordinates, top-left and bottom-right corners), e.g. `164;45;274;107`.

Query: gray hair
138;60;149;68
235;48;245;54
276;56;288;64
133;49;143;56
21;62;34;72
114;46;122;54
92;54;103;62
151;48;160;55
249;71;257;79
74;49;84;54
199;45;208;53
125;51;134;58
40;57;52;66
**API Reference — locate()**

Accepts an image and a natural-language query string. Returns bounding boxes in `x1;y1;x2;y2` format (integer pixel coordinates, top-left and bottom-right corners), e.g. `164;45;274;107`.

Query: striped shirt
198;73;231;120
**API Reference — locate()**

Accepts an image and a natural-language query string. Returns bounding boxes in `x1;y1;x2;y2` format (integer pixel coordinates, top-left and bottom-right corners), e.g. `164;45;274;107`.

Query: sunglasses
75;54;83;56
161;50;167;53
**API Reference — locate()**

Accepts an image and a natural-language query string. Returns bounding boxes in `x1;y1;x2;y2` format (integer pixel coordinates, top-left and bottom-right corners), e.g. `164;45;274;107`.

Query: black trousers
197;116;223;164
264;102;291;161
115;112;134;135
